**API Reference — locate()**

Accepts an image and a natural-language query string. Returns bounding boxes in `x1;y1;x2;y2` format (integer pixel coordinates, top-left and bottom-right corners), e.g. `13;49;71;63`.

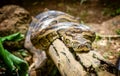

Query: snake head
62;24;96;52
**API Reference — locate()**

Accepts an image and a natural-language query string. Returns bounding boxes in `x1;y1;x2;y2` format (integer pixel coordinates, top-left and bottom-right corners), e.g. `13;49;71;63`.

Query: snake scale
24;10;96;70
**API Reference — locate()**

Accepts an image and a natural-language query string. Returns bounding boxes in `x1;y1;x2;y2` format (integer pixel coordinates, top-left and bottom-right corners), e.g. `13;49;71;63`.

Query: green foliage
95;34;102;41
110;8;120;16
103;8;120;16
116;8;120;14
1;32;24;42
116;29;120;35
101;0;120;16
0;32;28;76
18;49;29;57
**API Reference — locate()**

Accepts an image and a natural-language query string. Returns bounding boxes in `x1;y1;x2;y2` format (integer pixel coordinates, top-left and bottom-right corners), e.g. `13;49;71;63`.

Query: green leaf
1;32;24;42
19;49;29;57
95;34;102;41
116;29;120;35
0;39;16;71
0;32;28;76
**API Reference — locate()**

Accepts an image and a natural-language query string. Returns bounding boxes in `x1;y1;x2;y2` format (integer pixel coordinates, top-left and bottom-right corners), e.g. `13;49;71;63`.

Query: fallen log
48;39;117;76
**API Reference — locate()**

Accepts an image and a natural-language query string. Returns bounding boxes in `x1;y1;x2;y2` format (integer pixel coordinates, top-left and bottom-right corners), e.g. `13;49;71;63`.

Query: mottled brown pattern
24;10;95;70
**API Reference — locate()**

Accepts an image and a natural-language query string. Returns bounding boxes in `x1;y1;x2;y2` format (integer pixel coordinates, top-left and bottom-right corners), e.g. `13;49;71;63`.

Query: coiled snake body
24;10;96;70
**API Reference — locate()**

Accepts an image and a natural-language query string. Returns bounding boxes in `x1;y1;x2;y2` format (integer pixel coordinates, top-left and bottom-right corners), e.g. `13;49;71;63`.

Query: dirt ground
23;0;112;23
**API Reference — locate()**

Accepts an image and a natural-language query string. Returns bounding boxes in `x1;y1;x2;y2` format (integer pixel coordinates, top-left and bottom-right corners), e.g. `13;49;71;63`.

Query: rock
87;16;120;66
0;5;31;36
0;5;32;50
87;16;120;35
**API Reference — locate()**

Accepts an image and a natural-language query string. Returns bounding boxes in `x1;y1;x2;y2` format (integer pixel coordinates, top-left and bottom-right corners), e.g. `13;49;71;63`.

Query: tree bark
48;39;117;76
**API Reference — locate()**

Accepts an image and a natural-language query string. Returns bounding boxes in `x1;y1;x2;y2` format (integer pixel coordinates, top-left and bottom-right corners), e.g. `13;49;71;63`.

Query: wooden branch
48;39;86;76
48;39;117;76
96;33;120;39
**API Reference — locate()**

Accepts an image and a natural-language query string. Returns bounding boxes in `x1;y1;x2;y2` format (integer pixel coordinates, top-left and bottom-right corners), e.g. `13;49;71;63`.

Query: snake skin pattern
24;10;96;70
